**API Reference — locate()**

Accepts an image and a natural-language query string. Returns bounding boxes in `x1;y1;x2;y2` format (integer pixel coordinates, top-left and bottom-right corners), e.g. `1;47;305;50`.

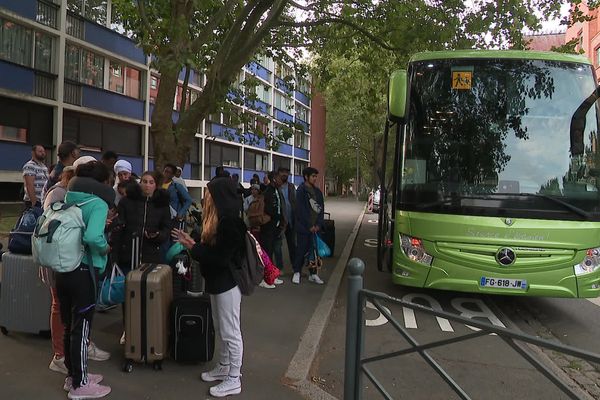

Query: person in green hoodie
55;159;115;400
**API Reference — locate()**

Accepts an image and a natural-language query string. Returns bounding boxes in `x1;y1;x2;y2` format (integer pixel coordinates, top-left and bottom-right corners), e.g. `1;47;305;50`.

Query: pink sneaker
63;373;104;392
67;381;111;400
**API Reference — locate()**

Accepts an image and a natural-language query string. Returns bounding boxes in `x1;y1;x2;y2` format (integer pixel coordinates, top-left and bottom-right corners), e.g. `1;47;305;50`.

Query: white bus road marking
364;238;378;248
402;294;454;332
364;294;505;333
365;301;391;327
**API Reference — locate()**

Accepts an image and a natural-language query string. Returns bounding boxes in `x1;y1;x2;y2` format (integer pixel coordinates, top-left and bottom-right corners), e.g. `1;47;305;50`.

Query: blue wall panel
275;78;292;94
293;175;303;186
296;120;309;131
274;109;293;124
295;147;309;160
249;99;269;115
295;91;310;106
85;22;146;64
247;62;271;81
0;0;36;19
0;141;33;171
0;61;34;95
82;86;145;120
274;142;293;156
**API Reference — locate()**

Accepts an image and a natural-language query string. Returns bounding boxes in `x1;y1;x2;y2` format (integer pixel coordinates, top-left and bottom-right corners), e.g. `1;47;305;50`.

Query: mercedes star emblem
496;248;516;266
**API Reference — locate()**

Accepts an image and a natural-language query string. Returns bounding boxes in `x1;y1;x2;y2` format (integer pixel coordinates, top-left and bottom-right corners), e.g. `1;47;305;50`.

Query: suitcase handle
324;212;331;220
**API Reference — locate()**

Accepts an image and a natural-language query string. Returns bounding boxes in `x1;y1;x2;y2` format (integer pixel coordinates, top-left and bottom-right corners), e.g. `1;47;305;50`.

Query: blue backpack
8;206;42;254
32;199;97;272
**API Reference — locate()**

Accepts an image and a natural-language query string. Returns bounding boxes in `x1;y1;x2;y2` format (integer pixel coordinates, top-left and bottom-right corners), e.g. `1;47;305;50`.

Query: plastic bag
98;263;125;306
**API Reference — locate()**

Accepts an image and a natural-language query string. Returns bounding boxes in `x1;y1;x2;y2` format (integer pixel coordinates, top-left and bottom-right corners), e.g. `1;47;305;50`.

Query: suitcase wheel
0;326;7;336
153;360;162;371
122;360;133;373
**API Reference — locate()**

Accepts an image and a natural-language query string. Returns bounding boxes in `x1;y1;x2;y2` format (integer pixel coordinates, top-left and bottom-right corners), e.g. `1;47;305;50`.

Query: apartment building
0;0;324;200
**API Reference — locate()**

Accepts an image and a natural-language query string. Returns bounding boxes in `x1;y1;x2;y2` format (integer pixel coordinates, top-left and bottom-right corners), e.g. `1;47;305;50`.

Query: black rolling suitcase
170;251;214;363
171;295;215;363
322;212;335;257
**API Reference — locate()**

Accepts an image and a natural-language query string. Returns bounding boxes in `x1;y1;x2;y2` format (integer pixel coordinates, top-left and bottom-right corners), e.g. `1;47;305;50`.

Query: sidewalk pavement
0;197;365;400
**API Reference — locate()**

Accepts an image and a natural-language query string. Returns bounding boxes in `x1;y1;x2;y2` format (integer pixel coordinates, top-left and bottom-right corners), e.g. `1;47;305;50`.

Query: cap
72;156;96;169
114;159;132;174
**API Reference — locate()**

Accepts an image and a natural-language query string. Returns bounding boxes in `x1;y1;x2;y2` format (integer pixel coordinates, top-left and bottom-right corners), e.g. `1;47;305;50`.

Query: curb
283;204;366;398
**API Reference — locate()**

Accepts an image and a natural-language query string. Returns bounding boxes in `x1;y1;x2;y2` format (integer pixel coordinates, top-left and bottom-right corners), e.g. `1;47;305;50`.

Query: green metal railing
344;258;600;400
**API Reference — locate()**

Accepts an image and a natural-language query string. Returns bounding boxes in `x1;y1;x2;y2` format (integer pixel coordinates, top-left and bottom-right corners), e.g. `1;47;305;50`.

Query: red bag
258;243;280;285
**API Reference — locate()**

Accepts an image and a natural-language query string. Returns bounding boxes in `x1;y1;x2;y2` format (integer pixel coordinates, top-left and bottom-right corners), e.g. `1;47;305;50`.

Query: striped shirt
22;159;48;202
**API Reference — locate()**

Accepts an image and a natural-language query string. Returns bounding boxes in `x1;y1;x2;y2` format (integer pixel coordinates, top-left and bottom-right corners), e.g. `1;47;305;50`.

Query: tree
310;0;589;191
111;0;583;172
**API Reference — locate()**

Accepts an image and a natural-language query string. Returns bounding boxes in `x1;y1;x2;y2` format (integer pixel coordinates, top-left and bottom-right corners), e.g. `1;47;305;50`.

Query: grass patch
0;203;22;233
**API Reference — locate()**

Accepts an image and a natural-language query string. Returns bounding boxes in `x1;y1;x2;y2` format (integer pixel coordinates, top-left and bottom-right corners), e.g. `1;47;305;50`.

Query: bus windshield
399;58;600;221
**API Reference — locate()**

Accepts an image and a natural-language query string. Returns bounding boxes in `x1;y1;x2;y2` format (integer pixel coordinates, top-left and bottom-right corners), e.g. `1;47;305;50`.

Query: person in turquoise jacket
55;159;115;400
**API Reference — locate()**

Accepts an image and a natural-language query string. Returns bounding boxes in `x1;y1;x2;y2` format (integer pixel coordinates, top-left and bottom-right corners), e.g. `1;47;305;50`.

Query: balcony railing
66;12;84;39
64;80;82;105
36;0;59;29
34;71;56;99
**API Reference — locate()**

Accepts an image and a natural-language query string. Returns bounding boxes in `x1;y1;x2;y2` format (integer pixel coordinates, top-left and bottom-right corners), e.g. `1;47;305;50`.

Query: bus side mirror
388;70;407;123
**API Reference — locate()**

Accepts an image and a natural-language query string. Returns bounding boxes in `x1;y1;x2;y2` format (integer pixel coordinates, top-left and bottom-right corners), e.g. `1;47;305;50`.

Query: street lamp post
355;144;359;200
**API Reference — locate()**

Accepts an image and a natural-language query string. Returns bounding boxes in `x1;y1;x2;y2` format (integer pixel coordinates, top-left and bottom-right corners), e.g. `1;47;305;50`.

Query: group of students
22;141;326;399
242;166;326;287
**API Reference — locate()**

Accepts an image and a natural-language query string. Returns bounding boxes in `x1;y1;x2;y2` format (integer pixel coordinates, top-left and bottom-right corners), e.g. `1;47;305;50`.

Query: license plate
480;277;527;289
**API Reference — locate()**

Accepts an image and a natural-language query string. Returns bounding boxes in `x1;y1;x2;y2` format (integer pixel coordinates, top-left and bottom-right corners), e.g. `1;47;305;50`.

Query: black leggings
55;264;97;389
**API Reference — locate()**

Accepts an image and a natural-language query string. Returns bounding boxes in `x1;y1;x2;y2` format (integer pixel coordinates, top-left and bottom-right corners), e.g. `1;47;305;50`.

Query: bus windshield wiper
498;193;593;221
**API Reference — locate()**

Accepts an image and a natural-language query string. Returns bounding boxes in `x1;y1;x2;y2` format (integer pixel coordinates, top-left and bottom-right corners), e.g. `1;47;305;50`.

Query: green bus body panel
388;70;407;120
409;50;591;65
392;211;600;298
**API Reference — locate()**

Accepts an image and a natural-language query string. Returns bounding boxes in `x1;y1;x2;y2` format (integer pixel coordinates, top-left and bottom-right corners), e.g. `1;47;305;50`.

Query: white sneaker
292;273;300;284
87;342;110;361
119;332;126;345
259;280;276;289
201;363;230;382
49;355;68;375
64;373;104;392
274;278;284;285
67;381;111;400
308;274;324;285
209;375;242;397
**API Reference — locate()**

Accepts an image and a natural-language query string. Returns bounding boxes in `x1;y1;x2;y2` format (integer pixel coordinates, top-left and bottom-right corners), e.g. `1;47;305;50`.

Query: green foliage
310;0;584;187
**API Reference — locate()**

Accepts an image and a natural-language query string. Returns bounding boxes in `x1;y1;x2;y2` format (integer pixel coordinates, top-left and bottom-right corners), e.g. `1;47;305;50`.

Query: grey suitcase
0;252;51;336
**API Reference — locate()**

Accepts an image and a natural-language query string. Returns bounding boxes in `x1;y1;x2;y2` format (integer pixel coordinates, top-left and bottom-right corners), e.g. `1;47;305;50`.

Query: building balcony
0;0;37;20
274;108;294;124
295;91;310;107
64;80;145;120
66;12;146;65
295;119;309;132
275;77;292;95
0;60;55;99
274;141;293;156
295;147;309;160
247;61;272;82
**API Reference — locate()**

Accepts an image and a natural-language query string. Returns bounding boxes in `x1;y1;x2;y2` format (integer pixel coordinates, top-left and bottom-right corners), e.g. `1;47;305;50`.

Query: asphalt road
0;198;365;400
314;211;597;400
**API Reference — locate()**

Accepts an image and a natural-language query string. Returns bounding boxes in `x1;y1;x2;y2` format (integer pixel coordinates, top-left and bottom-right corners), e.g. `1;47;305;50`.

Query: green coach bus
377;50;600;298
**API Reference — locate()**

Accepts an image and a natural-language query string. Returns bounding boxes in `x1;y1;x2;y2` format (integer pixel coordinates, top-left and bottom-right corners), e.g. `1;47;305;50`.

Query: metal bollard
344;257;365;400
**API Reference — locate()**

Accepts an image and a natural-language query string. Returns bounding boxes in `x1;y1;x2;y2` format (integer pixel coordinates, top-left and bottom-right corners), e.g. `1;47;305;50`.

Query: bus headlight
400;234;433;266
574;248;600;276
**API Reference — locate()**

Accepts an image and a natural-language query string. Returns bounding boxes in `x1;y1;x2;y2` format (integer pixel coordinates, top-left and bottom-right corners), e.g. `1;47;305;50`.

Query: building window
65;44;104;88
68;0;107;25
150;76;158;90
254;84;271;105
275;63;293;79
296;105;309;123
125;66;140;99
34;31;53;73
204;142;240;178
109;62;124;93
294;160;308;175
298;78;310;95
0;18;33;67
275;92;294;112
0;125;27;143
244;149;269;171
294;132;309;150
273;155;291;171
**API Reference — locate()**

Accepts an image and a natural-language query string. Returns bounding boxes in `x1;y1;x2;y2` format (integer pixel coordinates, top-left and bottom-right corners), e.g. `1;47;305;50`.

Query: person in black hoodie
110;171;172;270
172;177;245;398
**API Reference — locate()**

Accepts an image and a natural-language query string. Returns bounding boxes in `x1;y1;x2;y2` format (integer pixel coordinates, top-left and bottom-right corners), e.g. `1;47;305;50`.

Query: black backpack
229;233;264;296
